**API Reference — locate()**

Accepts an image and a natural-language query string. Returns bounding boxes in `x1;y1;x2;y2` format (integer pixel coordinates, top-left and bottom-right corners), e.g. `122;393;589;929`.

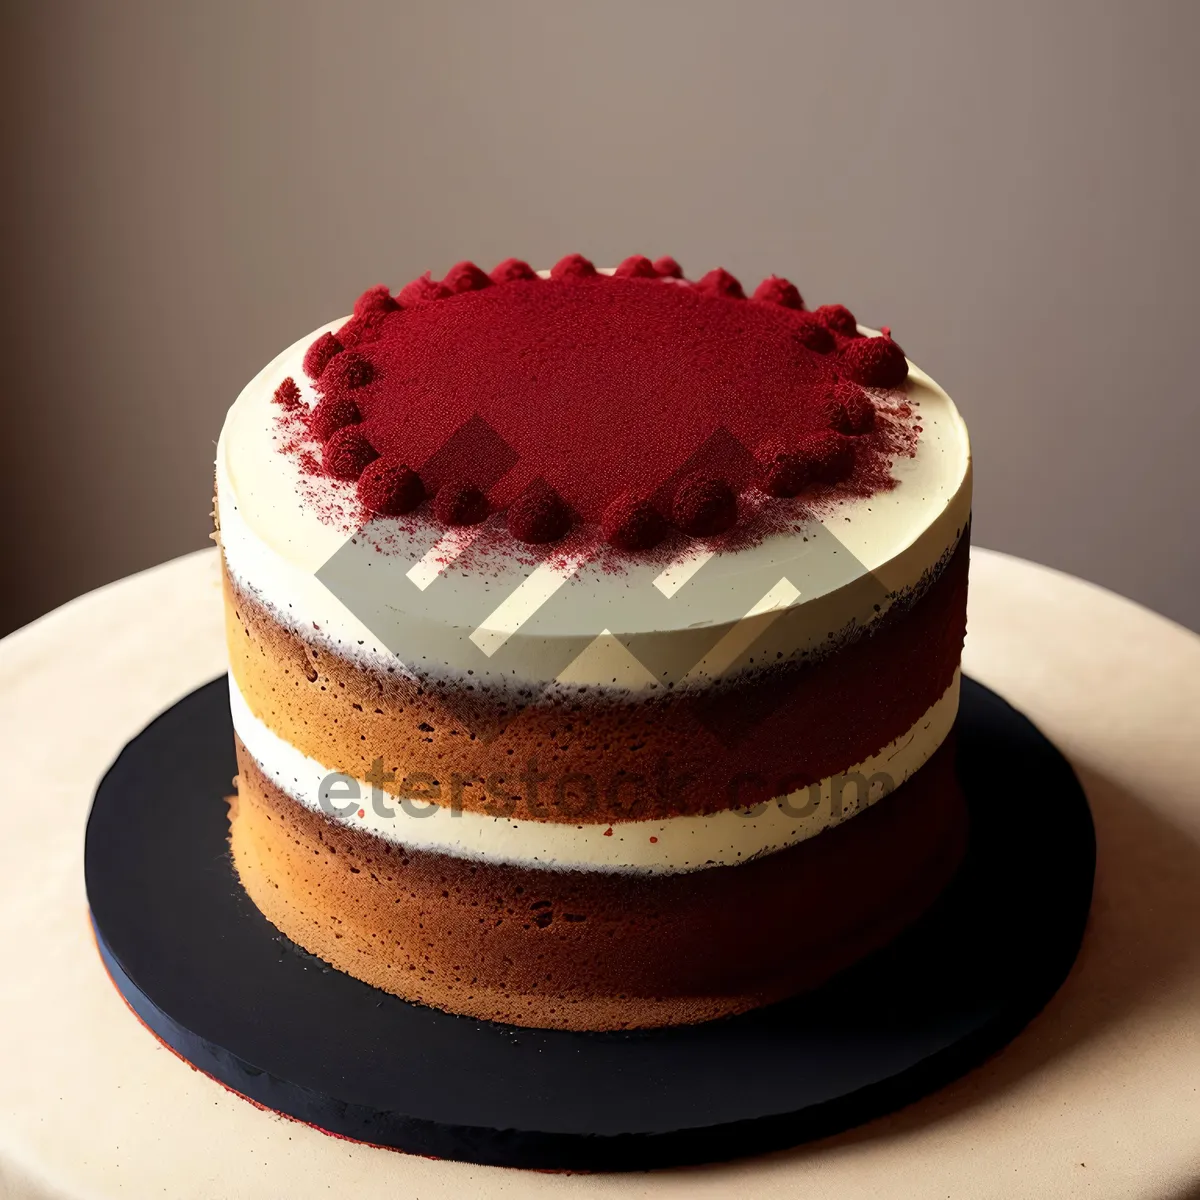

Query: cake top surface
277;256;916;556
216;256;970;682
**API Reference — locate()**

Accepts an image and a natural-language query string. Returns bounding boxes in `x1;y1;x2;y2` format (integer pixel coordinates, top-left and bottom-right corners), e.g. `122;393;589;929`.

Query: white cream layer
230;669;961;875
216;293;972;691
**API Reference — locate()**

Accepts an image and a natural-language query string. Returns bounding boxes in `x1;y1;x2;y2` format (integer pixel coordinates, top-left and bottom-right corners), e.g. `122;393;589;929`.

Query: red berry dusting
293;258;910;551
302;332;342;380
695;268;745;300
602;494;667;551
353;285;398;317
443;261;493;294
507;481;572;544
797;430;856;484
672;475;737;536
307;394;361;442
752;276;804;310
613;255;658;279
755;441;812;498
550;254;598;282
653;256;684;279
792;314;836;354
815;304;859;337
839;336;908;388
398;273;451;305
318;351;374;395
433;481;489;526
490;258;539;284
273;377;301;408
336;309;401;349
357;459;425;515
322;426;378;481
826;381;876;434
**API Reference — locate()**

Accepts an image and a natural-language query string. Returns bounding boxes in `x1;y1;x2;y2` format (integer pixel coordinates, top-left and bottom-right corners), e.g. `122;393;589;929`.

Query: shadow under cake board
85;676;1094;1172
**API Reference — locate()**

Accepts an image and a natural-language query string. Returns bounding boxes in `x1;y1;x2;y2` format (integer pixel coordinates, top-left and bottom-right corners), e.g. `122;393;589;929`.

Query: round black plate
85;676;1093;1172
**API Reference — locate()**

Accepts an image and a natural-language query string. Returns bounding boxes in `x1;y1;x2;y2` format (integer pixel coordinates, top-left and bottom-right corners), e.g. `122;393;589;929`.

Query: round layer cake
215;254;972;1030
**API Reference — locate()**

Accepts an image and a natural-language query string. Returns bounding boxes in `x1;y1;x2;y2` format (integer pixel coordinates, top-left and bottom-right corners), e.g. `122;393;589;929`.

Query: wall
3;0;1198;635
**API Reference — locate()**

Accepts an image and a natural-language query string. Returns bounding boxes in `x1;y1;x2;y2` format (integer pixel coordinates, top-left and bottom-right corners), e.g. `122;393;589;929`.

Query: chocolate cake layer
229;737;968;1030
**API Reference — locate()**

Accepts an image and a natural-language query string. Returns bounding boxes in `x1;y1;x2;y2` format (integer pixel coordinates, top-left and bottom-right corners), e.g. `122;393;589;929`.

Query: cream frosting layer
216;279;971;691
230;670;961;875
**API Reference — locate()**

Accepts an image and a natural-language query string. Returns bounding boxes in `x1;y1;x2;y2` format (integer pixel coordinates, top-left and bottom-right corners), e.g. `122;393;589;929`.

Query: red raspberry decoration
273;377;301;408
302;332;342;380
695;268;745;300
814;304;859;337
755;441;813;498
550;254;598;282
613;255;658;279
398;273;451;305
442;261;493;294
672;475;737;537
318;351;374;395
322;427;378;481
752;276;804;310
353;285;398;317
839;335;908;388
336;309;400;349
798;431;856;484
357;459;425;515
307;395;360;442
433;481;489;526
507;482;572;544
602;494;667;551
653;256;684;279
826;381;876;435
490;258;539;284
792;314;836;354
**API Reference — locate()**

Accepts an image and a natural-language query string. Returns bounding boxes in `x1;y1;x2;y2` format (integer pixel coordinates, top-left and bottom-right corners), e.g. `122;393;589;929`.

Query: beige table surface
1;546;1198;1199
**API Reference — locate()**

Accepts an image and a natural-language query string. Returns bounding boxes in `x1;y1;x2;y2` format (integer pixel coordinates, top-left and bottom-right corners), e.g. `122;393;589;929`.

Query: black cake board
85;676;1094;1172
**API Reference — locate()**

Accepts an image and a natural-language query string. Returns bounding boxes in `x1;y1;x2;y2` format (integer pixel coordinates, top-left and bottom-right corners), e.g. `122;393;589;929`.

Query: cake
215;254;972;1031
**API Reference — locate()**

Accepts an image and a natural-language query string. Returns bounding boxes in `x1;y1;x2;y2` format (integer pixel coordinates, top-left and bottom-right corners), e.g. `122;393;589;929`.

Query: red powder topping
613;255;659;279
755;442;812;498
653;256;684;279
307;395;360;442
336;309;401;349
433;481;489;526
839;335;908;388
550;254;598;282
752;276;804;310
826;381;877;435
490;258;539;284
290;266;911;551
353;285;398;317
302;332;342;380
443;261;493;294
507;481;572;544
357;459;425;515
398;273;451;306
318;351;374;395
797;430;856;484
322;426;378;481
273;377;301;408
792;314;836;354
815;304;859;337
694;268;745;300
601;494;667;551
672;475;737;537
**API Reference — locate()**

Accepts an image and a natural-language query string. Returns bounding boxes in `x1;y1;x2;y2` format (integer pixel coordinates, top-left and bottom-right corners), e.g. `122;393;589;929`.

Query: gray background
3;0;1198;637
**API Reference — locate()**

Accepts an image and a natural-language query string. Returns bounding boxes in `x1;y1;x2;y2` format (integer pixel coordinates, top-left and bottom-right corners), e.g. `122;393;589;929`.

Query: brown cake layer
224;532;968;825
229;736;967;1030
